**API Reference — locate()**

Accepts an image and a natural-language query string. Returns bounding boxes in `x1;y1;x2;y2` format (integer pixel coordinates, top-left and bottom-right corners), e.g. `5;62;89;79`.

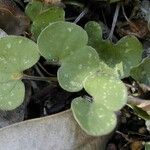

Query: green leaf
130;105;150;120
130;57;150;86
58;46;99;92
71;97;117;136
145;142;150;150
25;1;44;21
84;72;127;111
0;36;39;73
0;72;14;83
0;36;39;110
98;60;120;78
31;7;65;39
38;21;88;63
85;21;143;79
0;81;25;110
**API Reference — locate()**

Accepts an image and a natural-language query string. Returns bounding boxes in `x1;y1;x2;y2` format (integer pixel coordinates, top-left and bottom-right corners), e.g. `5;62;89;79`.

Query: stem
22;74;57;82
108;4;120;40
37;62;54;76
127;95;150;111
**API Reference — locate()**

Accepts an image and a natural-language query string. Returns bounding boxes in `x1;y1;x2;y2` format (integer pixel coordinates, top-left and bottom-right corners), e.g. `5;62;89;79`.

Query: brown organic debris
0;0;30;35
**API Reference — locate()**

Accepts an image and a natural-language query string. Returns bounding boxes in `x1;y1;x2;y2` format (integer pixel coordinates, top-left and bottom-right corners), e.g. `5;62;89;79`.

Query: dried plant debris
0;0;30;35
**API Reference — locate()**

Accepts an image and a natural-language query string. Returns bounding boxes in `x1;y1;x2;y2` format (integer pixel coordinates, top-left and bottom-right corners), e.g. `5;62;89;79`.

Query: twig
108;4;120;40
37;62;54;76
127;95;149;106
35;65;44;77
101;9;107;26
30;81;39;93
116;130;150;142
63;1;84;8
116;131;131;142
125;83;135;89
127;95;150;111
121;5;131;23
74;7;88;24
121;5;139;31
138;83;150;93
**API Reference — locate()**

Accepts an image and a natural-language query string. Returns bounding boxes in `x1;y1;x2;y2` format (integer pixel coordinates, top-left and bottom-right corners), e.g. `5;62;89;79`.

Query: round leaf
84;73;127;111
0;36;40;73
0;81;25;110
58;46;99;92
84;21;102;46
85;21;143;78
130;56;150;86
31;7;65;39
71;97;117;136
37;21;88;63
25;1;44;21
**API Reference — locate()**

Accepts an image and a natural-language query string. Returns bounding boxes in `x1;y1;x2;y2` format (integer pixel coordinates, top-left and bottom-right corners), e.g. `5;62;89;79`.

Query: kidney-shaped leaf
130;56;150;86
0;36;39;73
58;46;99;92
0;81;25;110
38;21;88;63
0;36;39;110
71;97;117;136
25;1;47;21
85;21;143;79
84;73;127;111
31;7;65;40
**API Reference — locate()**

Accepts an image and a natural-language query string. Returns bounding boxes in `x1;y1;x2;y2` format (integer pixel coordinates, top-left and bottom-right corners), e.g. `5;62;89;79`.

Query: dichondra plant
37;22;127;135
0;20;144;136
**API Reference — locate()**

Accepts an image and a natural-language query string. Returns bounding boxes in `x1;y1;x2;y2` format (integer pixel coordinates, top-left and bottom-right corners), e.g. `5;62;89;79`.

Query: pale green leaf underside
37;21;88;63
85;21;143;79
0;81;25;110
58;46;99;92
0;36;40;73
31;7;65;39
71;97;117;136
84;73;127;111
130;56;150;86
